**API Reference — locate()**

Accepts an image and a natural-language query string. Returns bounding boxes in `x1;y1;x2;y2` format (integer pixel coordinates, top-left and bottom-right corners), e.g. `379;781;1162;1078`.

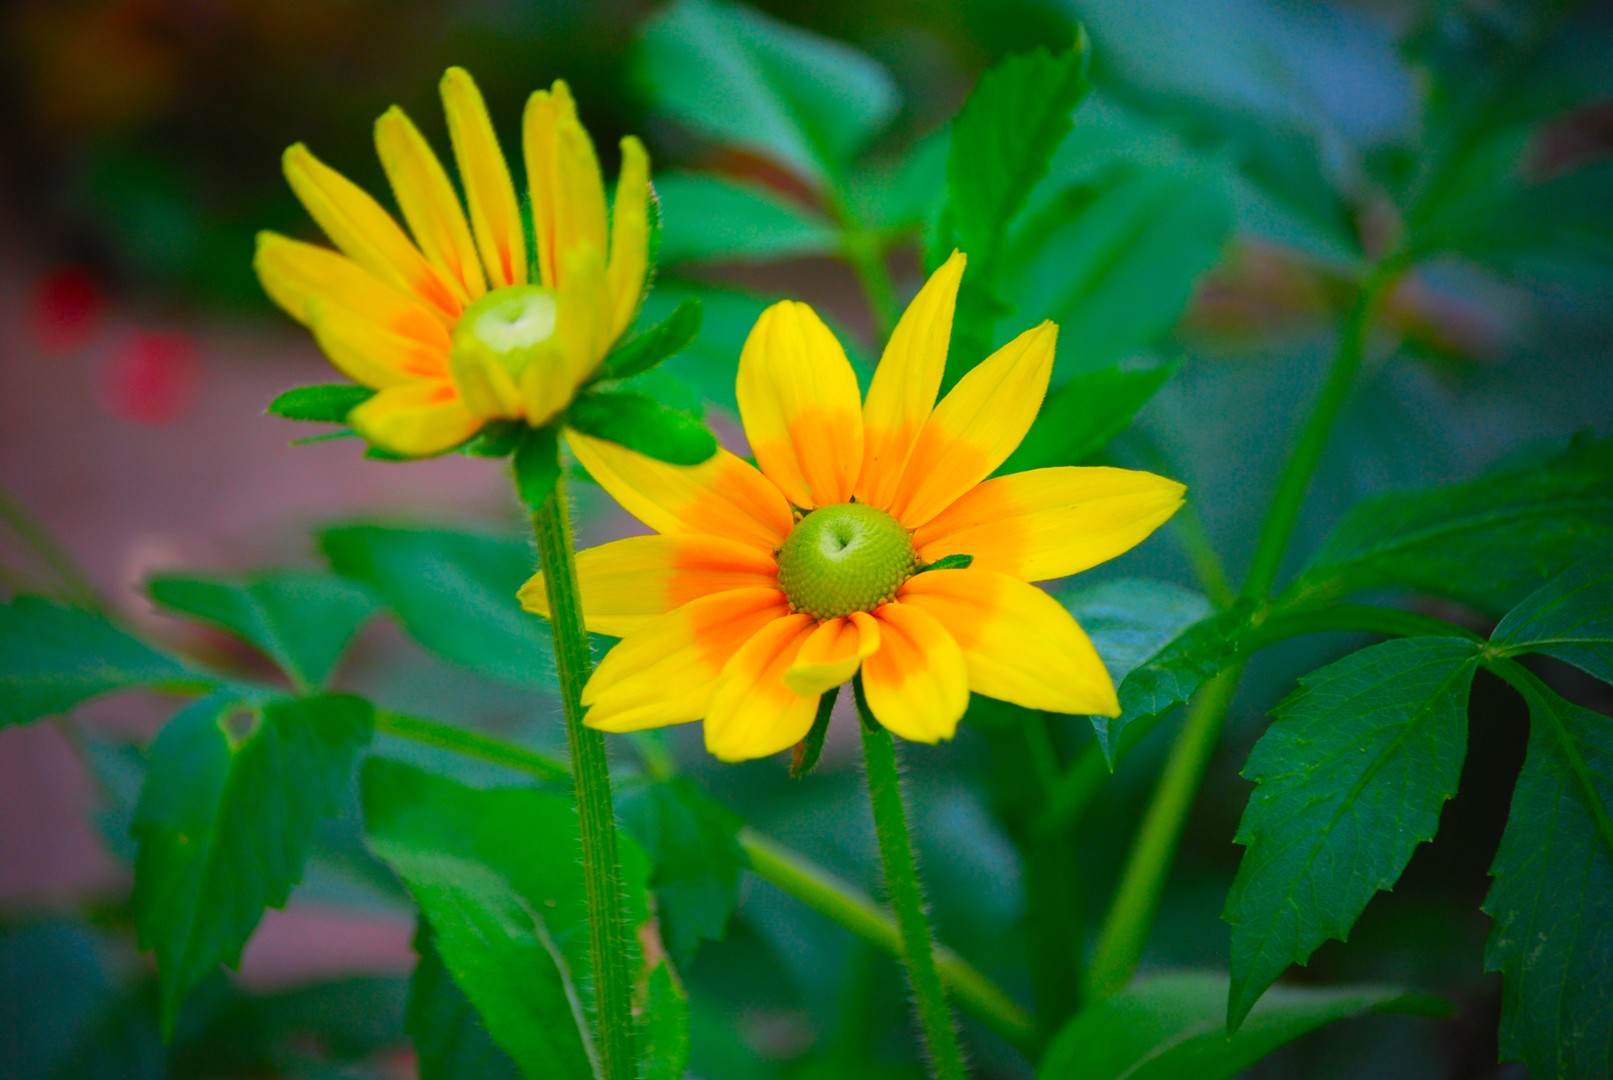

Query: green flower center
776;503;919;619
451;284;560;381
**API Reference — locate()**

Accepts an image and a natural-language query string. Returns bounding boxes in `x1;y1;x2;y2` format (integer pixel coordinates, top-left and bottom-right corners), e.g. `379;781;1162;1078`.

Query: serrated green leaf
320;525;554;689
407;929;522;1080
1038;970;1442;1080
1292;436;1613;613
267;384;373;424
569;391;717;466
1063;578;1217;688
133;693;373;1037
600;296;704;382
636;0;898;187
1483;667;1613;1080
618;778;747;967
1004;363;1177;473
0;597;206;727
1492;552;1613;685
655;173;837;265
147;571;376;691
511;427;561;512
1224;638;1480;1029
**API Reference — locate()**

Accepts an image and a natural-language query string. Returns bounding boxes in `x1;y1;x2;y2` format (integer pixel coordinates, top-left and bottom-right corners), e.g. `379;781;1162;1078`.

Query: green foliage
790;686;837;779
1291;436;1613;612
1064;578;1216;688
0;597;205;728
1492;553;1613;684
1224;638;1480;1028
132;693;373;1036
320;525;555;688
601;296;705;382
1039;971;1441;1079
1483;667;1613;1080
636;0;898;187
146;571;376;691
1443;161;1613;290
655;174;837;265
1004;362;1177;472
569;390;718;466
266;384;373;424
636;961;692;1080
511;427;561;511
407;931;522;1080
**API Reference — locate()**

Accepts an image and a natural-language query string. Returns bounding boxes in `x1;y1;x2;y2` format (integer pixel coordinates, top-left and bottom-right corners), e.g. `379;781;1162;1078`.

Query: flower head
521;252;1186;761
255;68;649;455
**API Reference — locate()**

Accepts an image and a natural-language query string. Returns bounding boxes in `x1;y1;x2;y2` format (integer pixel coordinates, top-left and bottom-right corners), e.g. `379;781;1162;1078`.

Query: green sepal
917;553;974;574
568;391;717;465
512;426;562;511
461;420;527;459
268;384;374;424
851;674;879;733
599;296;703;382
792;686;839;778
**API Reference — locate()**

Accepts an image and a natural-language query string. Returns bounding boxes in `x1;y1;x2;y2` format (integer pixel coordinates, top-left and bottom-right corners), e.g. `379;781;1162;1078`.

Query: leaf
461;420;527;459
511;427;561;512
568;391;718;466
1493;553;1613;686
1003;362;1177;473
1483;668;1613;1080
1062;578;1217;688
267;384;373;424
320;525;554;689
637;961;691;1080
1224;637;1480;1028
635;0;898;187
601;296;704;382
0;597;204;728
618;778;747;967
407;930;522;1080
654;173;837;265
1038;970;1443;1080
132;693;373;1036
147;571;376;691
1293;436;1613;613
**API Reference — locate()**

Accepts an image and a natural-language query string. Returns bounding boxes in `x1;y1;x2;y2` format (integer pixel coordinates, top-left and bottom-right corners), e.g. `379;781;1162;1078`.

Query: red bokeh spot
100;330;199;425
30;266;105;354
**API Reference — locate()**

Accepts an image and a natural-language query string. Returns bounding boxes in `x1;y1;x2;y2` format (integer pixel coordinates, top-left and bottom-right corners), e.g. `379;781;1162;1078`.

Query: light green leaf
636;0;898;186
1003;362;1177;473
267;384;373;424
1225;638;1480;1028
637;961;691;1080
1038;970;1442;1079
568;391;718;466
320;525;554;689
601;296;704;382
0;597;206;728
655;173;837;265
407;929;522;1080
1484;668;1613;1080
1292;436;1613;613
147;571;376;691
1493;553;1613;685
133;693;373;1036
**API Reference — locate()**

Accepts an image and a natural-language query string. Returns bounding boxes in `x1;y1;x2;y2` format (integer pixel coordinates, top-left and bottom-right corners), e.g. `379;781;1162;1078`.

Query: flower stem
857;710;969;1079
530;476;635;1080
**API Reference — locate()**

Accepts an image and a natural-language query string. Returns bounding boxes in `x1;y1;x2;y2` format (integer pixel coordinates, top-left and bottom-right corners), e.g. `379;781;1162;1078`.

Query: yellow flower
255;68;650;456
520;253;1186;761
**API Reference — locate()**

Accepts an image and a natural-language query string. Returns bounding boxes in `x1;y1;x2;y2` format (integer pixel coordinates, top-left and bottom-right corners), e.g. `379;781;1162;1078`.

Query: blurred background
1;0;1610;1076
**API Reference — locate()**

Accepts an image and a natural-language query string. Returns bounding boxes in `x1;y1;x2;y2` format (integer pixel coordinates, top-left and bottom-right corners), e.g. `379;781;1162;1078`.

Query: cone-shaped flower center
451;284;560;381
777;503;919;619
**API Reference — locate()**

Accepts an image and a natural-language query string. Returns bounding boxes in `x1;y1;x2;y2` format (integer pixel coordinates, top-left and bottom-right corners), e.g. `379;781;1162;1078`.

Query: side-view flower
254;66;649;455
522;251;1186;760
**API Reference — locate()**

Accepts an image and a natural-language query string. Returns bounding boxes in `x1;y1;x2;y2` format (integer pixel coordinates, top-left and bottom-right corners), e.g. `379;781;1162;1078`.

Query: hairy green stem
859;715;969;1078
531;477;635;1080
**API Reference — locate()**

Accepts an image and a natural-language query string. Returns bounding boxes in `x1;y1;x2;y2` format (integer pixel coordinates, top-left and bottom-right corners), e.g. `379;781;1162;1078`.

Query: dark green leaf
636;0;898;186
147;571;376;691
638;961;691;1080
320;525;554;689
1004;363;1177;472
461;420;527;458
1484;668;1613;1080
918;553;975;574
791;686;838;779
1063;578;1217;688
619;778;747;968
133;693;373;1036
655;174;837;265
407;930;521;1080
1038;970;1442;1080
267;384;373;424
511;427;561;512
569;391;718;466
1493;553;1613;685
601;296;704;382
0;597;204;727
1292;436;1613;612
1225;638;1480;1028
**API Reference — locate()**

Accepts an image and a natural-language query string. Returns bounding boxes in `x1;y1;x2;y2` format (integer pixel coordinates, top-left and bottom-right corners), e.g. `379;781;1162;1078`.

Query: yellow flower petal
914;466;1185;582
887;321;1057;529
736;300;865;509
607;135;651;341
307;301;448;389
519;534;780;638
898;569;1118;716
347;379;482;457
441;67;527;288
566;430;795;553
857;251;965;510
582;588;789;733
704;613;821;761
522;80;608;291
254;233;450;349
282;143;461;320
784;611;879;696
374;105;488;302
860;601;968;744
